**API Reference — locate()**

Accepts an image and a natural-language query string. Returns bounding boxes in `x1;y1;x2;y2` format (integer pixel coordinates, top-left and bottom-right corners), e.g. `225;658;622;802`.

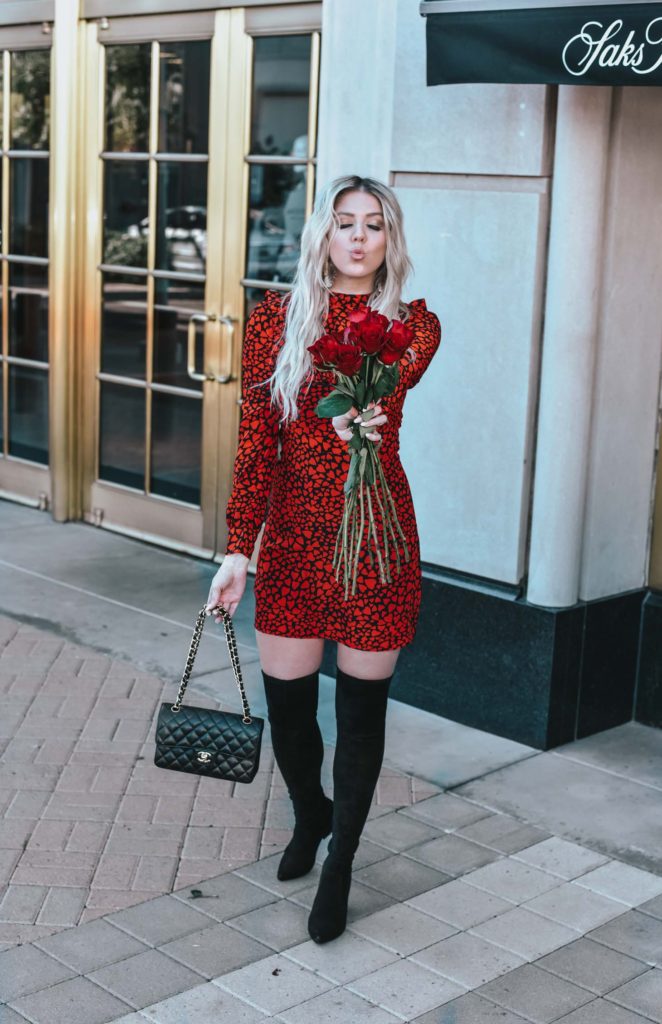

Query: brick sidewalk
0;615;438;947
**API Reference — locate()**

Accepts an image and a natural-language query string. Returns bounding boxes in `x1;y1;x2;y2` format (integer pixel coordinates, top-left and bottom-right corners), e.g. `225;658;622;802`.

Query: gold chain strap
170;605;253;724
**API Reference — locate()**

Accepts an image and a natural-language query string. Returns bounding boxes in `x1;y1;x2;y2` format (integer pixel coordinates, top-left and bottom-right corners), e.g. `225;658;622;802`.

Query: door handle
187;312;216;382
187;312;237;384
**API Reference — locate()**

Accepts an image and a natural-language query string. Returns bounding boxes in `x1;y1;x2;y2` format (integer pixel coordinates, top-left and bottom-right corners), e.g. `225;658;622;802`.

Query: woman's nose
351;222;366;241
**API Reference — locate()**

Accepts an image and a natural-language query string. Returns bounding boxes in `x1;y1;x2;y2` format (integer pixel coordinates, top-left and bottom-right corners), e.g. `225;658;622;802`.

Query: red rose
309;333;342;368
335;343;363;376
379;320;415;365
346;307;389;355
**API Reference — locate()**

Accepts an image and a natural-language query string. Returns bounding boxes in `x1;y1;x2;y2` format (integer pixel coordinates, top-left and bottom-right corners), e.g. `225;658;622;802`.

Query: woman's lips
350;251;365;260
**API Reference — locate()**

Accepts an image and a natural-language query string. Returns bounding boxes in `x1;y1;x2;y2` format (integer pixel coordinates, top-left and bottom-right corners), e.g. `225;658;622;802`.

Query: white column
316;0;397;188
526;86;612;608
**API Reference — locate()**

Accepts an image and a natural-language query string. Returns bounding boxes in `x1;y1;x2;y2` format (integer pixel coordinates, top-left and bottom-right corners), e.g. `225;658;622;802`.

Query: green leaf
315;392;354;418
355;382;366;407
364;453;375;485
348;431;363;451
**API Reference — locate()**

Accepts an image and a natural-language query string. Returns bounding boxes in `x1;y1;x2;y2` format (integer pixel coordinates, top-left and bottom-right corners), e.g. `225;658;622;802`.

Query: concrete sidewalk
1;500;661;1023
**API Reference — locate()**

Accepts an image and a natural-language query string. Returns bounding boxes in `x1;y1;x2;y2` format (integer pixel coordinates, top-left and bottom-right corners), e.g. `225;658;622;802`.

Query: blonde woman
206;175;441;943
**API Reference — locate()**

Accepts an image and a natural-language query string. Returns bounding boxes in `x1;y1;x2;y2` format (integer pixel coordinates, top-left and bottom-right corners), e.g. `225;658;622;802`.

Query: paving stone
171;871;277;921
349;901;457;955
284;931;398;984
348;958;465;1018
0;942;76;1001
406;834;501;876
88;947;204;1009
9;975;133;1024
411;990;532;1022
574;861;662;907
35;885;87;926
513;837;609;879
587;909;662;964
407;877;514;929
401;793;492;831
463;857;562;904
344;838;395;870
160;920;272;978
288;878;396;921
536;937;650;996
234;853;322;897
0;883;47;923
227;897;310;951
139;981;269;1022
470;906;580;960
639;893;662;920
34;917;149;973
605;967;662;1021
522;881;628;932
552;998;655;1023
105;893;213;946
215;951;334;1014
361;811;442;852
354;853;451;901
412;931;526;989
476;962;595;1023
0;1007;34;1024
276;985;401;1023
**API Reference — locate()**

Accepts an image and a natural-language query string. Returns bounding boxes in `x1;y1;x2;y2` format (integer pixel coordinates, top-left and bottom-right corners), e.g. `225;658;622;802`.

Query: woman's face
327;190;387;293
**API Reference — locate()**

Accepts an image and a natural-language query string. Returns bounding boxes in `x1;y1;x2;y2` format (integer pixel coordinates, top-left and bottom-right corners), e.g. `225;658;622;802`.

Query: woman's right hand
332;401;387;444
205;553;249;620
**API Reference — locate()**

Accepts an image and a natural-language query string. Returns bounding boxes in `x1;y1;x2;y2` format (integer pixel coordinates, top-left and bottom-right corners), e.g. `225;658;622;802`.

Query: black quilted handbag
154;605;264;784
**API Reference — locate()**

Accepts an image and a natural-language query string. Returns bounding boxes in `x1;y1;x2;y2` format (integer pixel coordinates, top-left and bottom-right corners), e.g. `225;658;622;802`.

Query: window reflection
250;36;311;157
11;50;50;150
153;278;204;390
103;161;149;267
246;163;306;283
155;162;208;274
99;381;145;490
158;41;210;154
8;364;49;464
10;158;49;257
151;392;201;504
105;44;150;153
101;274;147;379
9;264;48;362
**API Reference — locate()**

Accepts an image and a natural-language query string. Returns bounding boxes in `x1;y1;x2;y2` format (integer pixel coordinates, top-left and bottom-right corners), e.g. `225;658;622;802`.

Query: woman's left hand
332;400;387;445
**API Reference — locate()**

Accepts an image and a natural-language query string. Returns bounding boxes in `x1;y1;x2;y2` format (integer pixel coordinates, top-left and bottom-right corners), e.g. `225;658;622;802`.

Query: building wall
318;0;554;584
318;0;662;603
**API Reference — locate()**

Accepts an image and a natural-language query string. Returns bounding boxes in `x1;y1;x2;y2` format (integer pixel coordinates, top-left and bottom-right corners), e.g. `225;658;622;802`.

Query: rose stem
352;480;366;596
366;484;386;584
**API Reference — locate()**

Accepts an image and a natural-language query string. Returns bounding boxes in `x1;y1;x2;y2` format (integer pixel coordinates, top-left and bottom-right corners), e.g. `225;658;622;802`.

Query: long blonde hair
268;175;413;423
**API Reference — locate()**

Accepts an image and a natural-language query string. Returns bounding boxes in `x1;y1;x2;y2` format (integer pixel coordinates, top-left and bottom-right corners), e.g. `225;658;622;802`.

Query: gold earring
323;257;335;289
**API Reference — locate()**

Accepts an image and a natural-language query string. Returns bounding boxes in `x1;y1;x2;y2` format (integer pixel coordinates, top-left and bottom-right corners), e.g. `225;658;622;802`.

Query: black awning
421;0;662;85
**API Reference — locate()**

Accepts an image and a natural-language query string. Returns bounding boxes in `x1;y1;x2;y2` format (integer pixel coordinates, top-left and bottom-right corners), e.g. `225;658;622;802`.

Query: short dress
225;289;441;651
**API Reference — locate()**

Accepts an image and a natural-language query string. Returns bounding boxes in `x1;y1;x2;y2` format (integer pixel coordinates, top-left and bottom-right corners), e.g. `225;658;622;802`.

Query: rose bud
379;321;415;365
309;333;341;367
335;343;363;376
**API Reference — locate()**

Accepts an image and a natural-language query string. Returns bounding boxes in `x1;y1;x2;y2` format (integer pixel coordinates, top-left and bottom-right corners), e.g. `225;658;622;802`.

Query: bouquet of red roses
308;306;415;599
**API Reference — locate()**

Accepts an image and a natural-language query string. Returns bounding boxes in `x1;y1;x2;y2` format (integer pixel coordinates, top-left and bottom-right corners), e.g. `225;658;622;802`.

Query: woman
205;174;441;944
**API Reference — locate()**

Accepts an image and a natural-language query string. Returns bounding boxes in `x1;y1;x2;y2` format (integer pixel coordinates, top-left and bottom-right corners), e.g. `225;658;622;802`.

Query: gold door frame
78;4;321;560
0;23;53;511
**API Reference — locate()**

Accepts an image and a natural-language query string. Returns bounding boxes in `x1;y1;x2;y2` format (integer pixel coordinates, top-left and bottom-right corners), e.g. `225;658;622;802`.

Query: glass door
80;6;320;558
0;36;52;507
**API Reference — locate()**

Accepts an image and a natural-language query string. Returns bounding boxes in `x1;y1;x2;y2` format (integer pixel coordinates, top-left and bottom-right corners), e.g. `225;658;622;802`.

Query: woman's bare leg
336;644;401;679
255;631;324;677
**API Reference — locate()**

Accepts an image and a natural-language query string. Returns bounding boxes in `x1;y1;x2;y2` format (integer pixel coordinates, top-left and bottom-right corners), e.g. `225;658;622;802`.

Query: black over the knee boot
307;666;392;943
262;671;333;881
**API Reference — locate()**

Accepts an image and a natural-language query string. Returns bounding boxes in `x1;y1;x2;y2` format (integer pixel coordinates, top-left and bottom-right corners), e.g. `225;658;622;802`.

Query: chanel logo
196;750;212;764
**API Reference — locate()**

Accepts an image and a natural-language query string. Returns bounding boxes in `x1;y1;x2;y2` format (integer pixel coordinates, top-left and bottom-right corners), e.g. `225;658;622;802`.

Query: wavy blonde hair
267;175;414;423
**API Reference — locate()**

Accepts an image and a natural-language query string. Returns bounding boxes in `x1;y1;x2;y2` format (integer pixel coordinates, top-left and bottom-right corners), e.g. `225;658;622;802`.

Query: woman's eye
368;224;382;231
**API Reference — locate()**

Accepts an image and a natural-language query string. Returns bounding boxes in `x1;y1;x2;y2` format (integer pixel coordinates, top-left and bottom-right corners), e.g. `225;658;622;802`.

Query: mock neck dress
225;289;441;652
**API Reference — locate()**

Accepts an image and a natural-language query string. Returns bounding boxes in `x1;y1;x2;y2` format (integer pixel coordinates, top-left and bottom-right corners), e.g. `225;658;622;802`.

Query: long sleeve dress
225;289;441;652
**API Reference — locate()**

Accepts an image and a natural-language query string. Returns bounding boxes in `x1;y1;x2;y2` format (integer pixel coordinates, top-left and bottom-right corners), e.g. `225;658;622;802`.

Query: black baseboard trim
321;578;656;751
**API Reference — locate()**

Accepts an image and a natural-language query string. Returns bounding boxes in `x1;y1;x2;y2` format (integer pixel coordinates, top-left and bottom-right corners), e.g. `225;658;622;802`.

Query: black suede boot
262;670;333;881
307;666;392;943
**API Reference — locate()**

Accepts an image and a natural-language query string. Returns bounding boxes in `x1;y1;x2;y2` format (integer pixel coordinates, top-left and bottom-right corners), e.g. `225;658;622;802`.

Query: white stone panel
392;0;552;177
580;87;662;601
316;0;398;186
398;183;547;582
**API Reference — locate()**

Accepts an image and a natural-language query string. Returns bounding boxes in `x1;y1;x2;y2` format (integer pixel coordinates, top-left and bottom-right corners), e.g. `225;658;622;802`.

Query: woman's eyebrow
336;209;384;218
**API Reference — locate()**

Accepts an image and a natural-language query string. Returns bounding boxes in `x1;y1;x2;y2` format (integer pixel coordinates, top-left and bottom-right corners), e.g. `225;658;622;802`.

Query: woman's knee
256;632;324;678
336;645;401;680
